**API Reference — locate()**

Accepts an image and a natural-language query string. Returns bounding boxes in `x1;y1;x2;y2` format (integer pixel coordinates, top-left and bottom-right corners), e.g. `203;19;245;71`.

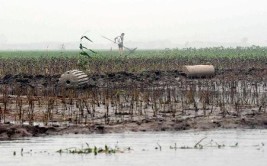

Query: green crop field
1;46;267;59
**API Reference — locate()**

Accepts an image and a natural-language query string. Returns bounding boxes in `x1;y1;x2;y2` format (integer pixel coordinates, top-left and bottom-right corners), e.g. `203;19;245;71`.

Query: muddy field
1;67;267;140
1;67;266;88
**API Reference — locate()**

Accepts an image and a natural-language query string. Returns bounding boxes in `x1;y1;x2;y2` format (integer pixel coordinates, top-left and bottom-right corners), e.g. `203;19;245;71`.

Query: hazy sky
0;0;267;46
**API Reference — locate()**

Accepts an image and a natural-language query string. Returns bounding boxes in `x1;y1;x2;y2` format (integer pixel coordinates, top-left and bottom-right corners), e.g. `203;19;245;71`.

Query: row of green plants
1;46;267;59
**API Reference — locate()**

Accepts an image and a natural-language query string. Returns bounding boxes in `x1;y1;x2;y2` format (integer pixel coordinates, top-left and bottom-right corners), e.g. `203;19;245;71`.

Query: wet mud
1;68;267;140
1;112;267;140
1;67;266;89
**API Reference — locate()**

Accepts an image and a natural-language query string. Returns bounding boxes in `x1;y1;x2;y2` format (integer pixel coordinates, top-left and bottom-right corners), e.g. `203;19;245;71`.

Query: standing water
0;129;266;166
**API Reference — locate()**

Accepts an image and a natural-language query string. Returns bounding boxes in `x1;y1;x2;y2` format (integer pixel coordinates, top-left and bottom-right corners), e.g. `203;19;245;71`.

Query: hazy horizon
1;0;267;49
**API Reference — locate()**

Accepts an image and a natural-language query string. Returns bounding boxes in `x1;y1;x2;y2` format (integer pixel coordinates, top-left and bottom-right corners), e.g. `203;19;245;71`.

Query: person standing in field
114;33;125;55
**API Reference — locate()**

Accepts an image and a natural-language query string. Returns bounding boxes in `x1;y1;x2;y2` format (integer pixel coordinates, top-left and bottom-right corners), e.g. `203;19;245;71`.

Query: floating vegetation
11;139;265;157
253;142;265;150
12;148;49;156
56;144;131;155
155;143;162;151
172;137;240;150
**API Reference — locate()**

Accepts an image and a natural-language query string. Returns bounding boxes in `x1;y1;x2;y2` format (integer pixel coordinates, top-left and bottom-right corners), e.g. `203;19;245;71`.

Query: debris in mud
58;70;89;88
182;65;215;78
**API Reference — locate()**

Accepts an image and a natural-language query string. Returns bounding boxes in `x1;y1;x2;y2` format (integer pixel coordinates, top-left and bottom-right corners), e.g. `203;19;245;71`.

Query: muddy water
0;130;267;166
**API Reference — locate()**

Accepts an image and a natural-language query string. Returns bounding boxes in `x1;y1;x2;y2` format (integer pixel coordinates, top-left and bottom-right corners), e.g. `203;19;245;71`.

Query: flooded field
0;129;267;166
1;53;267;139
1;70;267;130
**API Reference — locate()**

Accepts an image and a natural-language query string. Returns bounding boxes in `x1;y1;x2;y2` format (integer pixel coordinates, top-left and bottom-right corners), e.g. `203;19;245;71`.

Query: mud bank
0;70;180;88
1;113;267;141
1;67;266;88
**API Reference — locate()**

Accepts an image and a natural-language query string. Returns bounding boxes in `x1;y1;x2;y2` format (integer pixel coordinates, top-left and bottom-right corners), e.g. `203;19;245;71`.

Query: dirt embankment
0;67;267;87
1;113;267;140
1;67;266;88
0;70;181;88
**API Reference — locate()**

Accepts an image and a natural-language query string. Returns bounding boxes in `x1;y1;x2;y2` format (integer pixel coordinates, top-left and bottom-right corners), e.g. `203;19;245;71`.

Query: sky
0;0;267;48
